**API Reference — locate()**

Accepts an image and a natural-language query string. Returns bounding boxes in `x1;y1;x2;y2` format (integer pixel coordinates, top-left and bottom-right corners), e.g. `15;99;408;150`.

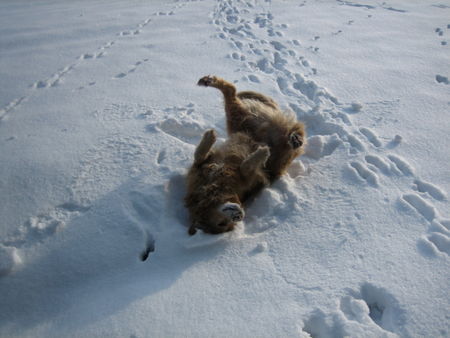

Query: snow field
1;0;449;337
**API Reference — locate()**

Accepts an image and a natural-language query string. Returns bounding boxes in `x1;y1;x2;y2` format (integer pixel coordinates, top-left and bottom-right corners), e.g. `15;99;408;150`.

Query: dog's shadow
0;173;227;333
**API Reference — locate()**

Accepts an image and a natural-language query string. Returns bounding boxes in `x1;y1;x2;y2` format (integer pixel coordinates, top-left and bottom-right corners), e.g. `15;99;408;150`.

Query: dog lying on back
185;75;306;235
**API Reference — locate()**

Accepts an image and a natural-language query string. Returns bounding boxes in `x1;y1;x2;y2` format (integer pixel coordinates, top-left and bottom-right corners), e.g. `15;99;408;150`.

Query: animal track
2;101;173;252
114;58;149;79
427;232;450;256
118;29;141;36
31;65;76;89
348;153;412;178
247;74;260;83
93;103;155;122
337;0;376;10
0;97;26;122
210;0;450;262
150;116;205;144
387;155;414;176
347;134;365;152
349;161;379;187
401;193;437;222
413;179;447;201
0;1;186;120
156;149;167;164
302;283;406;337
350;150;450;257
435;27;444;37
355;283;406;333
436;75;449;85
359;127;382;147
365;155;391;175
2;201;91;249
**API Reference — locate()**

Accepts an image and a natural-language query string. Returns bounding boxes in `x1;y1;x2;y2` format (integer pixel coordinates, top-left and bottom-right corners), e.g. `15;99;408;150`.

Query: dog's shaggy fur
185;75;306;235
185;130;270;235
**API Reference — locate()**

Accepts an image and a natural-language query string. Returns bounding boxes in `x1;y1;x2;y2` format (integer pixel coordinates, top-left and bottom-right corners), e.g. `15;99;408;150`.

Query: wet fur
185;76;306;235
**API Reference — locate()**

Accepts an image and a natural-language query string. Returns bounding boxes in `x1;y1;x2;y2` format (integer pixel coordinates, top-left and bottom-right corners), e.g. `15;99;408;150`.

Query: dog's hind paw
197;75;217;87
220;202;245;222
289;132;304;149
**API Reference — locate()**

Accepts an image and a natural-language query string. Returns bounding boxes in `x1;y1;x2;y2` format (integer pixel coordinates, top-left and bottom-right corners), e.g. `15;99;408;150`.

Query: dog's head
185;182;244;235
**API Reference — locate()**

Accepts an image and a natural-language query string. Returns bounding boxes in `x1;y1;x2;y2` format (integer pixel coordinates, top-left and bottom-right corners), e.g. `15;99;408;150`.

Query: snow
1;0;449;337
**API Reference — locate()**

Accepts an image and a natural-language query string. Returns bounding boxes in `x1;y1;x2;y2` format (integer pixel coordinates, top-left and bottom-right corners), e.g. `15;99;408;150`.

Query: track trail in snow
0;1;192;122
204;0;449;335
434;24;450;85
302;282;406;337
210;0;450;254
0;1;449;335
0;1;208;276
4;0;446;282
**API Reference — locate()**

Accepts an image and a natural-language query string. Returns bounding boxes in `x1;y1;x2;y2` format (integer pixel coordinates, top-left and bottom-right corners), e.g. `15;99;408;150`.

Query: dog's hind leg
194;129;216;164
198;75;237;99
198;75;249;135
237;91;279;110
240;146;270;178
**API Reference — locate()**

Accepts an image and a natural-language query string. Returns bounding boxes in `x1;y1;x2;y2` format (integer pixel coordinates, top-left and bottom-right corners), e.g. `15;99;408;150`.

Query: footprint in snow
399;192;450;257
302;282;406;337
347;283;407;334
435;75;449;85
2;201;91;251
359;127;382;148
113;58;149;79
209;0;450;258
346;147;449;258
149;112;206;145
348;161;379;187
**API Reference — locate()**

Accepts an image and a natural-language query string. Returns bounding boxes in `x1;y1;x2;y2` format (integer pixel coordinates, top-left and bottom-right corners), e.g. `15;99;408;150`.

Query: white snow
1;0;450;337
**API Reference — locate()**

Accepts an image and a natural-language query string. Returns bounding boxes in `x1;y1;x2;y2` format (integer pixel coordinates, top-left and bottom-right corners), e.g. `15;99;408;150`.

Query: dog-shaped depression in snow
185;76;306;235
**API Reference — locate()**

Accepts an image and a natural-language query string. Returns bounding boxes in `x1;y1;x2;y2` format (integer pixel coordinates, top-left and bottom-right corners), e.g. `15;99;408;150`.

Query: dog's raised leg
240;146;270;178
198;75;248;135
237;91;279;110
198;75;237;99
194;129;216;164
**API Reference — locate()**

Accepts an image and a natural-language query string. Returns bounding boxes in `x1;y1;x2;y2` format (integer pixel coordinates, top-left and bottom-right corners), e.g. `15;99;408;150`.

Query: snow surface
1;0;450;337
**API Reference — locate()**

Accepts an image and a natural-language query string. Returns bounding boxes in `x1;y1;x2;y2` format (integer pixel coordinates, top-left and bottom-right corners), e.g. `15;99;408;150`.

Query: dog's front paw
220;202;245;222
289;132;304;149
197;75;217;87
203;129;217;143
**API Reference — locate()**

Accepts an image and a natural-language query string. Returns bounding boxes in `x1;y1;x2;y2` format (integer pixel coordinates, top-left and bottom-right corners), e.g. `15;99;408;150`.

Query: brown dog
185;76;306;235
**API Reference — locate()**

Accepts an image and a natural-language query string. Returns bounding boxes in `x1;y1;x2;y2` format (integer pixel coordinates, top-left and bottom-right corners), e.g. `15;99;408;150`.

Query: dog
185;76;306;235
